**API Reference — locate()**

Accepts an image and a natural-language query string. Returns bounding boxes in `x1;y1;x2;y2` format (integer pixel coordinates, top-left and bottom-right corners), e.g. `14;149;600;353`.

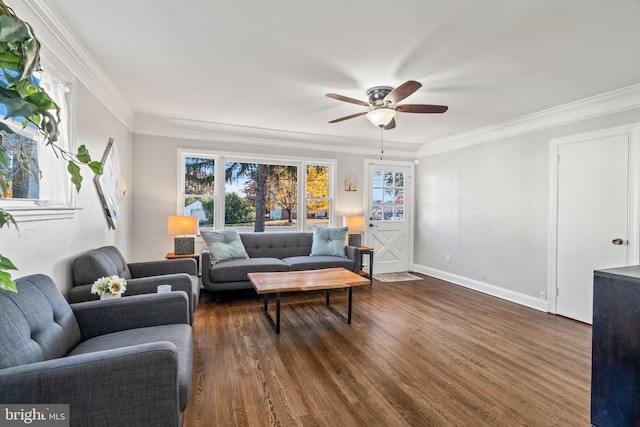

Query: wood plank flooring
183;274;591;426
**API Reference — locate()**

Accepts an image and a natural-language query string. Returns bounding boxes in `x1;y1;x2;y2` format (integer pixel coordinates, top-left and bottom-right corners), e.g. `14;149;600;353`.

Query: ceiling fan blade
396;104;448;114
326;93;369;107
383;118;396;130
383;80;422;104
328;111;368;123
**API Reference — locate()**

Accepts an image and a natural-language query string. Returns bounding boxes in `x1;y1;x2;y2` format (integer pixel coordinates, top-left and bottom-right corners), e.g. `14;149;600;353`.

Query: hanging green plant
0;0;103;291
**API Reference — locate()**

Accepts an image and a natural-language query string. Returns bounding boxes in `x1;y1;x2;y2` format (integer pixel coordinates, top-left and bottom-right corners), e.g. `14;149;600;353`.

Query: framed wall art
345;179;357;191
95;138;126;229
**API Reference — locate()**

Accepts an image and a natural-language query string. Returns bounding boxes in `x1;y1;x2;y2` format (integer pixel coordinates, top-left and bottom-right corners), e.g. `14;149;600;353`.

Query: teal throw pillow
201;229;249;264
310;226;348;258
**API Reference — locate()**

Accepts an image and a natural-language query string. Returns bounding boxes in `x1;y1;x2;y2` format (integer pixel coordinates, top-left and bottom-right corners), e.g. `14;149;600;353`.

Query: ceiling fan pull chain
380;125;384;160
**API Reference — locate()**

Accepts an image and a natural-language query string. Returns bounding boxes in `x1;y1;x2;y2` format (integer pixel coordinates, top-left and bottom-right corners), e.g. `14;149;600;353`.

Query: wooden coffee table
248;268;370;334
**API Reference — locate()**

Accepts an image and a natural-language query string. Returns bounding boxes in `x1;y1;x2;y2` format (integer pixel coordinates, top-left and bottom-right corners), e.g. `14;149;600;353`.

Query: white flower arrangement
91;275;127;297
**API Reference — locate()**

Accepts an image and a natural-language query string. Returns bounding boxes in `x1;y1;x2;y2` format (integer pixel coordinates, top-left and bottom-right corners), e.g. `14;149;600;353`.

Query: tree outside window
306;165;330;230
183;156;214;228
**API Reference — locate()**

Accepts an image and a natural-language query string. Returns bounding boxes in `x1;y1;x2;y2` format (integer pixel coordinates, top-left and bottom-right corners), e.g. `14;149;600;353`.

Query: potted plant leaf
0;0;102;291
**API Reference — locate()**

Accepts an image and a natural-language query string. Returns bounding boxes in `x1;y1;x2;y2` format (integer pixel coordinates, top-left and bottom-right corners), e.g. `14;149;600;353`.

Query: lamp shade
366;108;397;127
167;215;198;235
343;215;365;233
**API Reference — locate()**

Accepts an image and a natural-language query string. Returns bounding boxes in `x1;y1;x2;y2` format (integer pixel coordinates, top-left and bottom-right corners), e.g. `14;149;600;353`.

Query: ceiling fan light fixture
366;108;397;127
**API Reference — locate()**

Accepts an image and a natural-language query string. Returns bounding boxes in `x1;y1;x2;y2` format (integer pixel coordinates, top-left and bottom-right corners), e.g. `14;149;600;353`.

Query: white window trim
177;148;336;232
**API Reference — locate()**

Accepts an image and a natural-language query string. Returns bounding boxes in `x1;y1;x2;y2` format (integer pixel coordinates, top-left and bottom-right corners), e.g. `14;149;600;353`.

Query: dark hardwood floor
184;274;591;426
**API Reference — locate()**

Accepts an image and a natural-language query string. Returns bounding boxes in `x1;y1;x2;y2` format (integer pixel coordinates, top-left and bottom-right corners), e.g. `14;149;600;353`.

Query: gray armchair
71;246;200;323
0;274;193;427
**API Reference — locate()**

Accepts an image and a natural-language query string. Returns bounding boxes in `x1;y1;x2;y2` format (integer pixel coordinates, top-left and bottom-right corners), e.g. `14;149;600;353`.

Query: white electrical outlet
539;290;546;300
445;254;451;263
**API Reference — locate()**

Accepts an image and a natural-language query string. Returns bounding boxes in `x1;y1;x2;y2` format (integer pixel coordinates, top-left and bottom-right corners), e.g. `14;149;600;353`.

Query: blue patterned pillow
201;229;249;264
310;226;347;258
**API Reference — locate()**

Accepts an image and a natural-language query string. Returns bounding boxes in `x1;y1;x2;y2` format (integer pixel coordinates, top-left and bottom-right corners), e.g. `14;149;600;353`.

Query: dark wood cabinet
592;265;640;427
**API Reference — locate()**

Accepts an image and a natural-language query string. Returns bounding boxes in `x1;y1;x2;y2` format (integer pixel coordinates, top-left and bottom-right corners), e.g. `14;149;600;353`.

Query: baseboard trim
412;264;548;312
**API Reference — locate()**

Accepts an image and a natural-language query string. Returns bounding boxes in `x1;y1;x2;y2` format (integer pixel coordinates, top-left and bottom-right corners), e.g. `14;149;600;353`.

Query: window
0;67;77;220
305;164;331;230
1;128;40;200
371;170;405;221
182;156;215;228
178;150;335;233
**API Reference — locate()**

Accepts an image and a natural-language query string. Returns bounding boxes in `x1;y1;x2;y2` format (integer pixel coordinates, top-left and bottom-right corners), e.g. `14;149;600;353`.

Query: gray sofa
202;232;362;293
0;274;193;427
71;246;200;323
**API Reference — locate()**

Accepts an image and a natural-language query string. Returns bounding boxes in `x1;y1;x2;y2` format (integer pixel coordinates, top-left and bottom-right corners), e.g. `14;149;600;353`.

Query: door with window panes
367;164;411;274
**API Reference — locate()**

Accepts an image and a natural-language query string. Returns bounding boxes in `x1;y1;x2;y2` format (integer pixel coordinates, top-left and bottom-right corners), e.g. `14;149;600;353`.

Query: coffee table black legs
326;287;353;324
263;292;281;334
263;288;353;334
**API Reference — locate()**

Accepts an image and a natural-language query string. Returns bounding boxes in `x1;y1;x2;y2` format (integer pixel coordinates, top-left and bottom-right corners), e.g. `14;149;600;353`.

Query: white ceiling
43;0;640;153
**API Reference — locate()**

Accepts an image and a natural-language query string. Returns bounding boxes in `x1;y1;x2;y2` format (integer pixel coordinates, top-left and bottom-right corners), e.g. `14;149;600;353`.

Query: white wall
131;134;391;262
414;107;640;310
0;83;133;295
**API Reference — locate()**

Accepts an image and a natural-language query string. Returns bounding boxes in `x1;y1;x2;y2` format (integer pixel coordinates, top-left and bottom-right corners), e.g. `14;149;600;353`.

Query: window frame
177;149;336;233
304;161;334;231
0;63;79;222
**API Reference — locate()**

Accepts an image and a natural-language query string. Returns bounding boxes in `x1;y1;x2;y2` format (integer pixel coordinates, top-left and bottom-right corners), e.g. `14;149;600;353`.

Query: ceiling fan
326;80;448;130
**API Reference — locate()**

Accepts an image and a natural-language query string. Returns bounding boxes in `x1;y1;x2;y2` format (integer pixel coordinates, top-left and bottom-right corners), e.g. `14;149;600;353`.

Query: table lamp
343;215;365;246
167;215;198;255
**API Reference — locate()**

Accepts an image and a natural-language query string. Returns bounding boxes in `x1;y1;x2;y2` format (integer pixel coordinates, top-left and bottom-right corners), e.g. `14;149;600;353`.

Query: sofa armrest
201;250;213;288
0;343;182;427
345;245;361;273
69;275;194;301
72;292;189;341
123;276;197;324
129;258;197;277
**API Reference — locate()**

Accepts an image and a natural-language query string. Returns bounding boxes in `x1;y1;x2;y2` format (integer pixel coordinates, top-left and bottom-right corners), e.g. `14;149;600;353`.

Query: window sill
2;206;82;222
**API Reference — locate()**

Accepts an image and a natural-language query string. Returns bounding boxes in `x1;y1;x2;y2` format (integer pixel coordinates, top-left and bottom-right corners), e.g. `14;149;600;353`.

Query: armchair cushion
72;246;132;284
0;274;80;369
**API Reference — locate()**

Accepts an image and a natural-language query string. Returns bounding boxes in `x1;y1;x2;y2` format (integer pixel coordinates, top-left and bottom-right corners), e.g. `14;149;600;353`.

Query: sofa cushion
284;256;354;272
240;232;313;259
208;257;288;283
0;274;81;369
201;229;249;264
68;324;193;411
310;226;347;258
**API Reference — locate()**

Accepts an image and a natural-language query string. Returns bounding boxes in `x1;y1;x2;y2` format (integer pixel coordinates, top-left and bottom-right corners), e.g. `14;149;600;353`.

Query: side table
357;246;374;282
166;252;200;276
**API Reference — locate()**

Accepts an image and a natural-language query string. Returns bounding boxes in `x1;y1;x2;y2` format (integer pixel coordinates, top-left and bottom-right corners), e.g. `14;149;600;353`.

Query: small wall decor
95;138;126;229
345;179;357;191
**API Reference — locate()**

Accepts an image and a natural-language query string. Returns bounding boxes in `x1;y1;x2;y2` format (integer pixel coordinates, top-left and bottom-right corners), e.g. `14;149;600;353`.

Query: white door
366;163;412;274
554;131;631;324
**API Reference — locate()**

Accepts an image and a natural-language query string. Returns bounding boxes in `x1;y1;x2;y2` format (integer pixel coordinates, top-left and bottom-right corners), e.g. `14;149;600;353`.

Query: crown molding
418;83;640;157
14;1;640;159
134;114;417;159
9;0;135;130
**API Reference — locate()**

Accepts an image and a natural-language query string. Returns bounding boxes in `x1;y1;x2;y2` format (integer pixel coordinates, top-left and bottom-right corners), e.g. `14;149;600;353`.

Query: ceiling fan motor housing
367;86;394;106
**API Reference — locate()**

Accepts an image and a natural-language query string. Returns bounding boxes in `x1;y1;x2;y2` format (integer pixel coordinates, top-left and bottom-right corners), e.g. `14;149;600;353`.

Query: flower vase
100;293;120;300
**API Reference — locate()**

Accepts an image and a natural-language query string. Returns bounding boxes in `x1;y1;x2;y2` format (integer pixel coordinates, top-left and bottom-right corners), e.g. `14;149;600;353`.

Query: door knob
369;223;377;228
612;238;624;245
